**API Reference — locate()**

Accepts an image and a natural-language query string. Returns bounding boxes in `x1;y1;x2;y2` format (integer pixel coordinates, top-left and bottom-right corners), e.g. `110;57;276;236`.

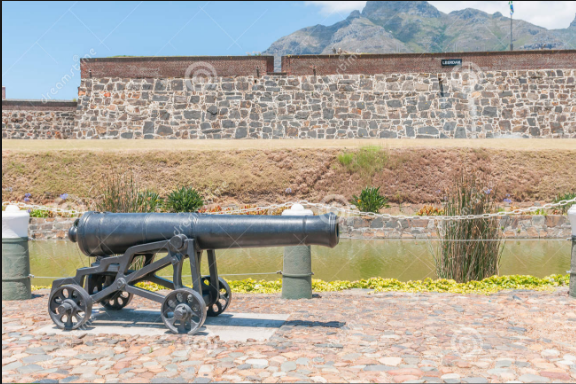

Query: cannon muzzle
69;212;339;257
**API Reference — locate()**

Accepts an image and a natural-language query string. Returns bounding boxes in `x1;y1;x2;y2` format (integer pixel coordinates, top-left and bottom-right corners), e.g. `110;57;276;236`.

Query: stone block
418;126;439;135
546;216;566;228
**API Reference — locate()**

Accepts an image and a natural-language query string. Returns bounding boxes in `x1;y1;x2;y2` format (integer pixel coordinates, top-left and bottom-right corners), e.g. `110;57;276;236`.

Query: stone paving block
3;288;576;383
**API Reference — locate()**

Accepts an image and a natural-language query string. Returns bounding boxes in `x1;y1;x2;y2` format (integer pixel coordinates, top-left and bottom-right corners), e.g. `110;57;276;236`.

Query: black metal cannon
48;212;339;334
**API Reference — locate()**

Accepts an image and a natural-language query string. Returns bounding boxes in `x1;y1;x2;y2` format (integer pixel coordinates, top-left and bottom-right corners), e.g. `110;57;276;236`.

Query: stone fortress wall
2;101;77;139
3;51;575;139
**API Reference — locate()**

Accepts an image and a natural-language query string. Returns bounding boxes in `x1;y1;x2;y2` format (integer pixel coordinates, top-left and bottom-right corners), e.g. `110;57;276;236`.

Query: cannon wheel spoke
161;289;206;335
207;278;232;317
87;275;134;311
48;285;93;331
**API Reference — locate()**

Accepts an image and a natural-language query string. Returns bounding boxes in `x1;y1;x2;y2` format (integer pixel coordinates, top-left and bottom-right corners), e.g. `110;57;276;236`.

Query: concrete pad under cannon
35;308;290;342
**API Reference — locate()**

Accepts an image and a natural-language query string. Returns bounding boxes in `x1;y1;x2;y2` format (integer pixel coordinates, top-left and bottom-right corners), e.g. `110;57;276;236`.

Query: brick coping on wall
283;49;575;60
2;100;77;111
85;55;276;62
79;50;576;79
282;49;576;75
81;56;276;79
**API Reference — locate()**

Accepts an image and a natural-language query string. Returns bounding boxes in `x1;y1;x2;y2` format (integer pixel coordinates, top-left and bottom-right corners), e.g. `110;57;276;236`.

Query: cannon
48;212;339;334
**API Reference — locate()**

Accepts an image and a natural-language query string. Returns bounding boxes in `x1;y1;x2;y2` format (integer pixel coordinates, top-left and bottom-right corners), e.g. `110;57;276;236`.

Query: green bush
29;209;52;218
553;192;576;214
435;171;503;283
352;186;390;213
165;187;204;213
338;146;388;178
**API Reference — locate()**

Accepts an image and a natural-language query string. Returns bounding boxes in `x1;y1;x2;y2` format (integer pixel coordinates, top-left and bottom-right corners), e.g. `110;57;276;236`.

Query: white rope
1;201;82;216
204;198;576;221
31;272;284;280
158;272;282;278
3;198;575;221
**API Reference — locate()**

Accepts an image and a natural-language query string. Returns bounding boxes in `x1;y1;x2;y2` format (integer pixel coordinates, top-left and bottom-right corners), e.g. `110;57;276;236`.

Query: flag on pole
509;1;514;16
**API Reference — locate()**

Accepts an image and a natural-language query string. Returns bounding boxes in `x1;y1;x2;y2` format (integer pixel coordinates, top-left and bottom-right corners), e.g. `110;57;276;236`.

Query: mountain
549;14;576;49
265;11;409;58
265;2;575;67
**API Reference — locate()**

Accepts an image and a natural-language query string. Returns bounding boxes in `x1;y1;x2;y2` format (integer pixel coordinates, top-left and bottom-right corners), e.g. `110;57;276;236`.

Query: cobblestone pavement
2;288;576;383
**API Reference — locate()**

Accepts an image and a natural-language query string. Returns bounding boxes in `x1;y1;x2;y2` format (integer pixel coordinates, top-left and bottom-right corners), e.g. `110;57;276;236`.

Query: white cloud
305;1;576;29
305;1;366;16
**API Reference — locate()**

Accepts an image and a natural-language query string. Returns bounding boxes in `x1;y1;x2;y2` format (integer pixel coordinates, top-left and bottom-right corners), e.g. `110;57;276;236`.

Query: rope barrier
3;197;575;221
1;202;82;216
209;198;576;221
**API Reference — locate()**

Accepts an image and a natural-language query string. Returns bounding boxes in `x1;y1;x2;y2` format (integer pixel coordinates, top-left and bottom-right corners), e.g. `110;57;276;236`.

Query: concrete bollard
2;205;31;301
568;206;576;299
281;204;314;300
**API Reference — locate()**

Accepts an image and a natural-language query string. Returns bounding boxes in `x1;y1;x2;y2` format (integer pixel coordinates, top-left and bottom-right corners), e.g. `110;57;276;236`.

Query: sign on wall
441;59;463;67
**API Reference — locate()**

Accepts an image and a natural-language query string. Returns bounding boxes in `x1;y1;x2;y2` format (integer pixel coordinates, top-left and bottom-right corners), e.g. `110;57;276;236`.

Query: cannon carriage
48;211;339;334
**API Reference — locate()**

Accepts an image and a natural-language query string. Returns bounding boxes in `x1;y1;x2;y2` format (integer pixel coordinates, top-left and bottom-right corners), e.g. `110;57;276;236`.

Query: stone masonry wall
3;53;575;140
29;215;572;241
73;69;575;139
2;101;77;139
29;217;77;240
340;215;572;240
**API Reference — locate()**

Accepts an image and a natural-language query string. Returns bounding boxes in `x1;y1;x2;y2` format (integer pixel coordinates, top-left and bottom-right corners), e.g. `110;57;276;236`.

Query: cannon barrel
69;212;339;257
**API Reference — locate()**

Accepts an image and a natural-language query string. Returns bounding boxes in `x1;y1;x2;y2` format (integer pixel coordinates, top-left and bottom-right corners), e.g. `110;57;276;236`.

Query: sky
308;1;576;30
3;1;576;100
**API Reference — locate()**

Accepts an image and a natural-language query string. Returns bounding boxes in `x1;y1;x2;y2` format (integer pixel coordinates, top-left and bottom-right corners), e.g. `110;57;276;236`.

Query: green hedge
32;274;569;295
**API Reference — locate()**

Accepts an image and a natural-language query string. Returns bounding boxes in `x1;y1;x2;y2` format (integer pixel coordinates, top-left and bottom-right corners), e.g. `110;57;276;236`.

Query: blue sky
3;1;575;100
2;1;348;100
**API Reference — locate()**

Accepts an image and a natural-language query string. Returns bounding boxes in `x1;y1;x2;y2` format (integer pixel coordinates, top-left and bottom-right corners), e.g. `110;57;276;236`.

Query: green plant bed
31;274;569;295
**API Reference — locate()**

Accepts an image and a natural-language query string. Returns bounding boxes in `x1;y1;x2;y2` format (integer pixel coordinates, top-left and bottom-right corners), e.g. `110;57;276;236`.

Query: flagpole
510;1;514;51
510;14;513;51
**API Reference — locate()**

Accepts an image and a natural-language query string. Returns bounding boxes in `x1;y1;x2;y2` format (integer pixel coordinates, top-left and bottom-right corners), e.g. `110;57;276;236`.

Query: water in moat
29;239;571;286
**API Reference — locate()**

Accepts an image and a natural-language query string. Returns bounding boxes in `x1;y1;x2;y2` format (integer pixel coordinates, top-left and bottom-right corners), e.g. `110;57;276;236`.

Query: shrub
96;173;160;213
29;209;53;218
435;171;503;283
352;186;390;213
338;146;388;178
165;187;204;213
553;192;576;215
136;190;163;213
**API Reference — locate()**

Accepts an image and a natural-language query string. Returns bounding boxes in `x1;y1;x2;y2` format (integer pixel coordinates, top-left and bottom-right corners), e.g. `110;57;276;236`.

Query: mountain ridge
265;2;576;67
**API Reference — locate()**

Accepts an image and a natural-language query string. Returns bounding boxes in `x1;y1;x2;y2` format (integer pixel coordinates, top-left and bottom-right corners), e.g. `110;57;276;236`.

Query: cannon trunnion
48;212;339;335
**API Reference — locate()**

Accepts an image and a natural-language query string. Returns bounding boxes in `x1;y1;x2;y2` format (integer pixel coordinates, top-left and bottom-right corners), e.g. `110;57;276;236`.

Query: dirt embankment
2;147;575;207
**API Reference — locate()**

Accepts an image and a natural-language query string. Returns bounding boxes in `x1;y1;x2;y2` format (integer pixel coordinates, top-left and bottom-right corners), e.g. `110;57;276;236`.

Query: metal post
281;204;314;300
571;236;576;299
2;206;31;301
